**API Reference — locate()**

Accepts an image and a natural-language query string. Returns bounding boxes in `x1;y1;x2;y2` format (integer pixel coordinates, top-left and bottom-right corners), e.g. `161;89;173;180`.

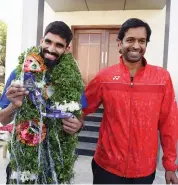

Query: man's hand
62;116;83;134
6;82;29;109
165;171;178;184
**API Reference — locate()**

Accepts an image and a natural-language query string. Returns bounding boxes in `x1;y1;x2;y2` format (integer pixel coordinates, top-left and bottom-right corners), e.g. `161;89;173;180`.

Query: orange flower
16;120;46;146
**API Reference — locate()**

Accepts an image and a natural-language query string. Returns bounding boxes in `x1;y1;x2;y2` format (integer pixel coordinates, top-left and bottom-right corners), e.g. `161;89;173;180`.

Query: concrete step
83;121;100;132
76;142;96;156
88;113;103;117
77;108;103;156
95;107;104;113
84;113;103;122
78;131;99;143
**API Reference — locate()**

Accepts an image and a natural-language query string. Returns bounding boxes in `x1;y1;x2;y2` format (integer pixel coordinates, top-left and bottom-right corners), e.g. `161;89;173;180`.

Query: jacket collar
119;55;147;72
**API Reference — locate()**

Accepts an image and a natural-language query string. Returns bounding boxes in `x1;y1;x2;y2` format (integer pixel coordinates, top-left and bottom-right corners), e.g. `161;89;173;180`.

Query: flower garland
8;46;84;184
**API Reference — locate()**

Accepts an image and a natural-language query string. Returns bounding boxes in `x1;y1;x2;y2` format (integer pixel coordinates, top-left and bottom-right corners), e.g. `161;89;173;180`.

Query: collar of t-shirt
130;77;134;82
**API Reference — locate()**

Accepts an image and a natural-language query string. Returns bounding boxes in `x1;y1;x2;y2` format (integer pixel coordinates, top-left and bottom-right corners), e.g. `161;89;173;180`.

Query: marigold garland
8;46;84;184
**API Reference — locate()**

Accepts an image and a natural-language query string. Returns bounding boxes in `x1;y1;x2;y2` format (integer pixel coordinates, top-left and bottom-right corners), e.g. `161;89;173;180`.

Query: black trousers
6;163;12;184
92;158;156;184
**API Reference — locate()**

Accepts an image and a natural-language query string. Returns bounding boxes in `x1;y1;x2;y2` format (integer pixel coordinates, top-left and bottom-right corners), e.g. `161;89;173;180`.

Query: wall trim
36;0;45;45
163;0;171;69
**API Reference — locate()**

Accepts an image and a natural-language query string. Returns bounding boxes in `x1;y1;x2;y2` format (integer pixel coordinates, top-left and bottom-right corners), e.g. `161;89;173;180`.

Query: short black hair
118;18;152;43
44;21;73;47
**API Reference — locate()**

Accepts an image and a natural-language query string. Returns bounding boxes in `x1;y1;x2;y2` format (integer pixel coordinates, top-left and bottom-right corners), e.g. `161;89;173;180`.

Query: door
74;30;105;85
105;30;120;67
73;27;120;85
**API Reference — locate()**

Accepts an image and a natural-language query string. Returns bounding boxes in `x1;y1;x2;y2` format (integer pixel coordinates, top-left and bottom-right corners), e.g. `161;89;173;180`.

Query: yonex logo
113;76;120;80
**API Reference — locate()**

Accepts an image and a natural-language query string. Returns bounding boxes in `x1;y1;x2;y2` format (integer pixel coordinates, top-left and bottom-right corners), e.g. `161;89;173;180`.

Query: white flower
35;81;46;89
55;102;67;111
67;101;80;112
29;173;36;181
11;171;36;182
0;132;11;141
20;173;26;182
21;171;36;182
67;103;75;112
11;171;18;179
73;101;80;110
58;104;68;112
55;102;59;108
55;101;81;112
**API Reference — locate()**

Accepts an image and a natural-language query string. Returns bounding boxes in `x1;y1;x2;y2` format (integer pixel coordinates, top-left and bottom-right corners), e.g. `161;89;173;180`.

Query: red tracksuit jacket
83;56;178;178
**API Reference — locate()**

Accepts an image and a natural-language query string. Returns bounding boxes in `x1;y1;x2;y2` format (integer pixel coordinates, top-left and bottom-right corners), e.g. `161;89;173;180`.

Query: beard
123;54;142;63
44;58;59;68
40;48;62;68
122;49;144;63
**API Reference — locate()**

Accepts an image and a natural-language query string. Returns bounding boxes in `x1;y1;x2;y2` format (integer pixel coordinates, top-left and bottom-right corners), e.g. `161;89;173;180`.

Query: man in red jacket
83;18;178;184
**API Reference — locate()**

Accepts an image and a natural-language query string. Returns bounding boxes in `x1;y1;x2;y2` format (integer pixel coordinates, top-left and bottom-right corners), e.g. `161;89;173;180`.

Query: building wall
167;0;178;98
5;0;23;82
4;3;167;82
44;3;166;68
5;2;167;83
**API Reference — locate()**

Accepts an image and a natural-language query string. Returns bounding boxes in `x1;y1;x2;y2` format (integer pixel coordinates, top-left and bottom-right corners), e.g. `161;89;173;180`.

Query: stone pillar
21;0;44;51
5;0;44;81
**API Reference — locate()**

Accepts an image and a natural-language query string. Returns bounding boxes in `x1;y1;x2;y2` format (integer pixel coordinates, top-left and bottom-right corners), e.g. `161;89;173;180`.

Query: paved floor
0;147;170;184
0;147;8;184
73;155;167;184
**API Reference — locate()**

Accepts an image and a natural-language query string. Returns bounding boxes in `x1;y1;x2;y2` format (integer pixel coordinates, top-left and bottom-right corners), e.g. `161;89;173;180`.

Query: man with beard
0;21;84;183
82;18;178;184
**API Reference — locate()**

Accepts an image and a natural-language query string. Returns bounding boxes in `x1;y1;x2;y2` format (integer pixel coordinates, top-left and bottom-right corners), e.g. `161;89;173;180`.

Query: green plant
0;20;7;66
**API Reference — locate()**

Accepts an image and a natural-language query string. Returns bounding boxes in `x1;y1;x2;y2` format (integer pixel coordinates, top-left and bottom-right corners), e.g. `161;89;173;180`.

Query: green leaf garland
8;46;84;184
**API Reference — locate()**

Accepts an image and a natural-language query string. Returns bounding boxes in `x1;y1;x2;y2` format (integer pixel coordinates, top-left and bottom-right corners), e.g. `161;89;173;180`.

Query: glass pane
78;34;89;44
109;33;118;44
90;34;101;44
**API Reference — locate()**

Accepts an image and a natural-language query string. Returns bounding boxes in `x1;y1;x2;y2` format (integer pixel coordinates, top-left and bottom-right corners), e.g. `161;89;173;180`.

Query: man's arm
0;103;18;125
158;73;178;183
0;70;17;125
82;73;103;116
0;70;28;125
159;74;177;171
0;83;28;125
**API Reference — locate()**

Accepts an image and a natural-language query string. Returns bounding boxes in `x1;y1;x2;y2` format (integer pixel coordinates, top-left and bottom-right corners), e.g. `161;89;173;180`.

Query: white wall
5;3;166;83
44;8;166;68
167;0;178;98
44;2;55;32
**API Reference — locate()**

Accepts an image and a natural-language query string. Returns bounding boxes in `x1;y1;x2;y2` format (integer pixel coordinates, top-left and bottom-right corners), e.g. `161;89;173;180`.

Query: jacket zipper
124;79;134;177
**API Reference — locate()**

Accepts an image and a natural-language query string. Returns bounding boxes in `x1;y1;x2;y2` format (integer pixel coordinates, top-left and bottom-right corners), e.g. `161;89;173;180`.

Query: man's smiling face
40;32;67;68
119;27;147;63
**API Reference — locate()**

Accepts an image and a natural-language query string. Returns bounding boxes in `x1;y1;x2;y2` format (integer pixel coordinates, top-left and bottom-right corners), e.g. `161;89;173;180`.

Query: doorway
72;26;120;85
